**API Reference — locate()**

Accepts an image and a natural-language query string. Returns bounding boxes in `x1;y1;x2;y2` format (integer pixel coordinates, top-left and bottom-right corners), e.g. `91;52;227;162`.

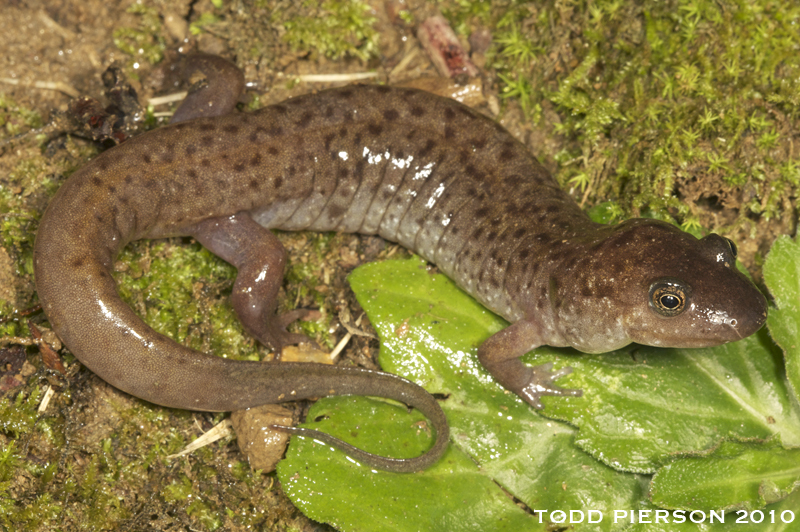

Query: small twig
167;419;233;459
38;386;55;414
148;91;188;107
0;77;79;98
389;46;420;79
328;332;352;362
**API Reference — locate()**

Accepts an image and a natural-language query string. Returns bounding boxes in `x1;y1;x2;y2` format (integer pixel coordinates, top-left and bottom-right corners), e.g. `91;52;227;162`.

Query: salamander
33;54;768;472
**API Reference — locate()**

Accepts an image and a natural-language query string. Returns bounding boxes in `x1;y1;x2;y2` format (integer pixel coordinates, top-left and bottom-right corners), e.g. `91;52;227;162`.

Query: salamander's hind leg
192;213;313;352
478;320;582;409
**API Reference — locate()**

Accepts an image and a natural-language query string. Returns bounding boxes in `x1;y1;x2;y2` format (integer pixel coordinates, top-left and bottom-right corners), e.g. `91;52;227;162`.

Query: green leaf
763;235;800;399
542;330;800;473
649;440;800;511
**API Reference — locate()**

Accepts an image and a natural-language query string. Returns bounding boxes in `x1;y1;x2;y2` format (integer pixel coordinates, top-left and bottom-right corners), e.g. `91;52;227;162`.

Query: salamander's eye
649;279;691;317
724;237;738;259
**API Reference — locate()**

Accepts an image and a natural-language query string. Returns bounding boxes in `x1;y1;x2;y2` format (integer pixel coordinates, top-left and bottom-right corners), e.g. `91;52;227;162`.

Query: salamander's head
556;219;767;352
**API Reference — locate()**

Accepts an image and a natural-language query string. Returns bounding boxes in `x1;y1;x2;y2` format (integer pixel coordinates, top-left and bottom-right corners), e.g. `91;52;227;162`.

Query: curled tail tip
268;423;448;473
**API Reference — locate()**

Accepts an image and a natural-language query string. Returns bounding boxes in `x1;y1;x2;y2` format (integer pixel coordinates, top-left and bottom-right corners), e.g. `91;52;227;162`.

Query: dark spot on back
499;148;515;161
249;179;259;189
472;137;487;150
383;109;399;121
354;160;365;179
186;145;197;156
513;228;526;239
223;124;239;134
92;176;102;186
250;154;262;166
142;154;151;164
410;106;425;117
199;123;216;132
274;177;283;189
419;139;436;157
200;136;214;147
297;111;314;127
368;123;383;136
444;107;456;121
187;169;198;179
233;162;246;172
267;146;279;156
200;158;211;167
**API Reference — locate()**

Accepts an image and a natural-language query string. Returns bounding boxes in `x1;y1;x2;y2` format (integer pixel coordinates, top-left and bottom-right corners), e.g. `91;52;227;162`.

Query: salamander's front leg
478;320;582;409
192;213;311;352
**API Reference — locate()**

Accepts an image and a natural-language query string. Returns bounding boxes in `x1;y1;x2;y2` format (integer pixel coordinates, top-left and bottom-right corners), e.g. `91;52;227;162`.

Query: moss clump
449;0;800;233
272;0;379;61
0;93;43;136
114;240;265;361
113;3;167;67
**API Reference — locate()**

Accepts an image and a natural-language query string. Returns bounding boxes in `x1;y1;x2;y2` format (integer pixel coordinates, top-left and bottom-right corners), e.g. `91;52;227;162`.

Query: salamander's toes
519;363;582;410
268;308;322;359
239;307;321;357
275;308;314;329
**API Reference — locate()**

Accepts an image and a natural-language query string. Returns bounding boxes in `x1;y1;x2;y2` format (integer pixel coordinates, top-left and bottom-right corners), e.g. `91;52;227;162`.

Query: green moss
112;2;167;67
0;300;19;336
282;231;344;349
189;11;223;36
272;0;378;61
448;0;800;228
0;386;41;438
113;241;264;361
0;93;43;136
